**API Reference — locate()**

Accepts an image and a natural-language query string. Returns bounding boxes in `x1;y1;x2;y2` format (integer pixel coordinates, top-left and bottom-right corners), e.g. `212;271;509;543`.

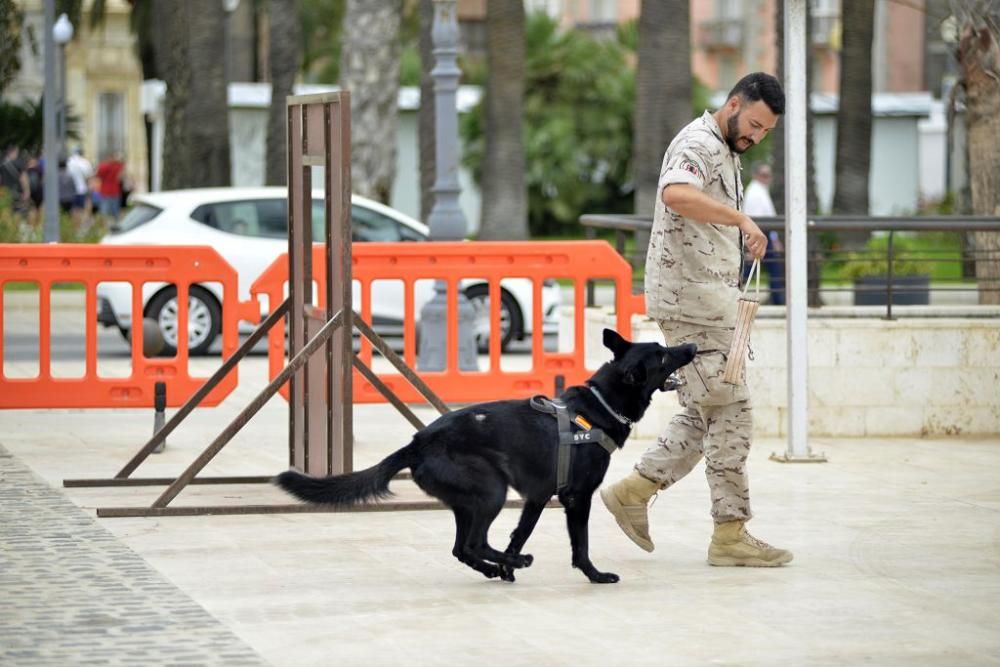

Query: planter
853;275;930;305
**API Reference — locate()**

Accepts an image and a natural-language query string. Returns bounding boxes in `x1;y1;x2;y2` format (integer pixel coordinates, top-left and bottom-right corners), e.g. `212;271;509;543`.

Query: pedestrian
95;152;125;221
0;145;30;216
66;146;94;224
600;72;793;567
744;162;785;305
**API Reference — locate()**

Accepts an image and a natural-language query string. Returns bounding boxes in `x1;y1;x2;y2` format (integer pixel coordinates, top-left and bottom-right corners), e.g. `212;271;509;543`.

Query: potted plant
841;236;930;306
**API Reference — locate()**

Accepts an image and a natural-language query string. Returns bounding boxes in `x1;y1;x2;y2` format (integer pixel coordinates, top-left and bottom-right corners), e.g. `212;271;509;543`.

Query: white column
774;0;824;463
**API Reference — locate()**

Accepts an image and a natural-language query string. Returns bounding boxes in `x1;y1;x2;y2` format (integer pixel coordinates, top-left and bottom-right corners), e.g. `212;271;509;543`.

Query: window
97;92;125;159
587;0;616;23
191;199;281;237
351;205;424;242
112;204;161;234
189;198;425;242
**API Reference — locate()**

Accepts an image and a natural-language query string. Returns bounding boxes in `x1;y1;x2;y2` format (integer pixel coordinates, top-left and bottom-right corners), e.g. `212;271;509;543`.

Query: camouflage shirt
645;111;744;328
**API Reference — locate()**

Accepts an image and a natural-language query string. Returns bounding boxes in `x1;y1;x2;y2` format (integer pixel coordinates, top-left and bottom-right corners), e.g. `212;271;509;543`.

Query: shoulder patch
680;161;702;178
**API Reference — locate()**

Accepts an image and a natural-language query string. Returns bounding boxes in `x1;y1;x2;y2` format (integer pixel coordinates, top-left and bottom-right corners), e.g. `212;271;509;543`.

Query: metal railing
580;214;1000;319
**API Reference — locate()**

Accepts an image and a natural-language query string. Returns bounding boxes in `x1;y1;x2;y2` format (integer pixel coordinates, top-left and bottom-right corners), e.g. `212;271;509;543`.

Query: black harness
529;388;624;493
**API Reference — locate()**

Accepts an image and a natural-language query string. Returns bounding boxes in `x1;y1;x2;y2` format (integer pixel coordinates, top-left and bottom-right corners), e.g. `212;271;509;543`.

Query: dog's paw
589;571;620;584
499;566;516;583
482;564;503;579
520;553;533;568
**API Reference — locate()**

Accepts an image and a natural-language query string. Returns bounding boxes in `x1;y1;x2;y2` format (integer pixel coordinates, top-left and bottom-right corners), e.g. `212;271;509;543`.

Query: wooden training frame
67;92;548;518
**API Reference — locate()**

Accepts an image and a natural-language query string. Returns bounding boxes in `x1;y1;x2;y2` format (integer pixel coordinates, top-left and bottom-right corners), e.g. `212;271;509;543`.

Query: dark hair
727;72;785;115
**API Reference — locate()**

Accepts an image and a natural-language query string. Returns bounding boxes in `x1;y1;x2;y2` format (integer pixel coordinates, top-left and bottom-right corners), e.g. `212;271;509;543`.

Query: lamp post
42;9;73;243
42;0;59;241
54;13;73;152
417;0;478;371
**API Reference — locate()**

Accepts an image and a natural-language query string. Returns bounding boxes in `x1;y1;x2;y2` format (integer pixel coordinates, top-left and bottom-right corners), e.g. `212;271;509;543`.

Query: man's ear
603;328;630;359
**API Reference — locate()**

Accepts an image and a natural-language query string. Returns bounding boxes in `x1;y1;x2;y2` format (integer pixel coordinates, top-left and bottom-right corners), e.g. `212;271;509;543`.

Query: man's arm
662;183;768;259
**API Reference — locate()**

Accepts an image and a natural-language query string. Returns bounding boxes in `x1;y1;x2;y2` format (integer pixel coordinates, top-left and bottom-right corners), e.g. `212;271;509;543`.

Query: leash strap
742;257;761;298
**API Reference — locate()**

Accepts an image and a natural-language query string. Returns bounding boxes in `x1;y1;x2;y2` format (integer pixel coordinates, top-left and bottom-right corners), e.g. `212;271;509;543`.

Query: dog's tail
273;439;418;507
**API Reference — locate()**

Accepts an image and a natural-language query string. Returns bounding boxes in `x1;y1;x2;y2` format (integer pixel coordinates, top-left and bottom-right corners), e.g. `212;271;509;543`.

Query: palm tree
160;0;231;189
951;0;1000;304
634;0;690;217
340;0;402;204
632;0;691;265
831;0;874;221
266;0;301;186
478;0;527;240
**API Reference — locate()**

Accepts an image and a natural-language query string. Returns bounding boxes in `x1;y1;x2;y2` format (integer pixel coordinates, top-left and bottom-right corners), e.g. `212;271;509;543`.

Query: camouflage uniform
638;111;752;523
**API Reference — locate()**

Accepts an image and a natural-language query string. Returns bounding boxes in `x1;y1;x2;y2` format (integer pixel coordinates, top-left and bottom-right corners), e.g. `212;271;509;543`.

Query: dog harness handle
530;395;617;493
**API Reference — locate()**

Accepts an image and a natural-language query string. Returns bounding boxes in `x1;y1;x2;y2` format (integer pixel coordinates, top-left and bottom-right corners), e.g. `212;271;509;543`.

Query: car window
112;203;161;234
192;200;260;236
191;199;289;238
351;205;424;242
188;197;425;242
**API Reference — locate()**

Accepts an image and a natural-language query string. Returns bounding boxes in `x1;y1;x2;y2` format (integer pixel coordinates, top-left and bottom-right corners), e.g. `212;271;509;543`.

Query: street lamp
41;0;63;242
417;0;478;372
53;13;74;151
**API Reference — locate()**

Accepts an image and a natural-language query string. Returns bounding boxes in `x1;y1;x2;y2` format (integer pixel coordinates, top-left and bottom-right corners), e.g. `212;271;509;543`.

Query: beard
726;112;753;154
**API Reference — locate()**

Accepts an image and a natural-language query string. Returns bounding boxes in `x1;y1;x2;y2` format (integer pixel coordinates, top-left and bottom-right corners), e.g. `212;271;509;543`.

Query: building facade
10;0;148;190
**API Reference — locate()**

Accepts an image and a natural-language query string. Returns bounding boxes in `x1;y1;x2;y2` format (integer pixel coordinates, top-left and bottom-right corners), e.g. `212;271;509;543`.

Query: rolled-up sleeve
660;143;713;191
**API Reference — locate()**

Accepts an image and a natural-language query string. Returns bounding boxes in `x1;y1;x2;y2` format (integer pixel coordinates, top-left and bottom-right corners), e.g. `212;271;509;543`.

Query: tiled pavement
0;444;266;666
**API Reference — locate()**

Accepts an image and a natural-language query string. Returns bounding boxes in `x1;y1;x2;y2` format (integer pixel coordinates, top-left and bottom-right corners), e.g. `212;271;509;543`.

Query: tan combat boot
599;470;661;552
707;520;793;567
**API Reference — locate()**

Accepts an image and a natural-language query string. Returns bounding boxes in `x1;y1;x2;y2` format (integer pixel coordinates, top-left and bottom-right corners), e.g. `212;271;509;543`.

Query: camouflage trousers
635;320;753;523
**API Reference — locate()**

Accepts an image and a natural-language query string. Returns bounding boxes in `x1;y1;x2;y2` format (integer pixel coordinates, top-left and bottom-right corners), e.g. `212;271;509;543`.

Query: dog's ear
624;361;647;386
603;328;630;359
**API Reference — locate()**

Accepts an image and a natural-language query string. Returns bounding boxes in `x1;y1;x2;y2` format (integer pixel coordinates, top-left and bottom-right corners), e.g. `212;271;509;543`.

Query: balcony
699;18;744;50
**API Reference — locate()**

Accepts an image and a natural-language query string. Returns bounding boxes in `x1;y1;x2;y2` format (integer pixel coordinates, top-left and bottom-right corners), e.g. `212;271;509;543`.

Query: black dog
275;329;696;583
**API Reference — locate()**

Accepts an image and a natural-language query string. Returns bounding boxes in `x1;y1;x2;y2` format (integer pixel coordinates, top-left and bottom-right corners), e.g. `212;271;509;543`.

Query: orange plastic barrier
251;240;643;404
0;244;244;409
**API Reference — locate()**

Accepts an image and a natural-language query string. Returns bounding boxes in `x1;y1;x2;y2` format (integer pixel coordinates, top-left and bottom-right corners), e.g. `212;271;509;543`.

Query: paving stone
0;444;268;666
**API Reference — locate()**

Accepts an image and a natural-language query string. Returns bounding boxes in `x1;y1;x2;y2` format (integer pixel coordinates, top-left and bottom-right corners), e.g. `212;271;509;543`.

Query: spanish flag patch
574;415;592;430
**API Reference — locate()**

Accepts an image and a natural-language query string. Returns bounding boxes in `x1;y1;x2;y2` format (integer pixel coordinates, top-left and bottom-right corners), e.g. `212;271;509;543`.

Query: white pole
774;0;824;463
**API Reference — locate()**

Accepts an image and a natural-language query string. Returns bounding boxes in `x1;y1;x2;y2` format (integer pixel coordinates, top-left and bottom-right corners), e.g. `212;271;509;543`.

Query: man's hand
739;215;768;259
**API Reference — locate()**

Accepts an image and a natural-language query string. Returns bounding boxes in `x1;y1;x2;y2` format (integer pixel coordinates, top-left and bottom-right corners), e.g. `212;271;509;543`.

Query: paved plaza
2;352;999;666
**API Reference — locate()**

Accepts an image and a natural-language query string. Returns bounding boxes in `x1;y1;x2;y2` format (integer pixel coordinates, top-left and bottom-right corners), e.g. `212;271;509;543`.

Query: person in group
67;146;94;224
743;161;785;305
600;72;793;567
95;152;125;221
0;145;30;217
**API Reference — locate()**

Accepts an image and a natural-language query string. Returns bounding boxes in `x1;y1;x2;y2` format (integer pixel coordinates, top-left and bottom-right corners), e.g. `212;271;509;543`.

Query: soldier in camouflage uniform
601;73;793;567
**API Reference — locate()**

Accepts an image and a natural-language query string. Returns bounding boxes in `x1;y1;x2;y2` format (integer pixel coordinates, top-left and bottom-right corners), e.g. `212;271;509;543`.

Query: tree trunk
953;3;1000;304
418;0;435;222
161;0;231;190
478;0;527;240
340;0;402;204
633;0;690;265
832;0;874;222
265;0;300;186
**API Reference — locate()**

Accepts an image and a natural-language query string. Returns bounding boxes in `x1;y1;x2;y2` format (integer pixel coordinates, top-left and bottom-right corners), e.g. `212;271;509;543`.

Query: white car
96;187;560;355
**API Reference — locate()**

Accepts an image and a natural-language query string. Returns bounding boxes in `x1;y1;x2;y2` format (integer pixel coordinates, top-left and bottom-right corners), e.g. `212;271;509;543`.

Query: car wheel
464;285;522;353
145;285;221;356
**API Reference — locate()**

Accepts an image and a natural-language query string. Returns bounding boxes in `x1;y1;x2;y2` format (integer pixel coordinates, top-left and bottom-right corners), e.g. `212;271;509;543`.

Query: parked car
96;187;560;355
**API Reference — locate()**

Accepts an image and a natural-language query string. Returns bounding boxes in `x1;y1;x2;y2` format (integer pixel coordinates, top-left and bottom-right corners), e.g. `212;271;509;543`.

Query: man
95;152;125;221
744;162;785;305
600;72;792;567
67;147;94;222
0;145;30;215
